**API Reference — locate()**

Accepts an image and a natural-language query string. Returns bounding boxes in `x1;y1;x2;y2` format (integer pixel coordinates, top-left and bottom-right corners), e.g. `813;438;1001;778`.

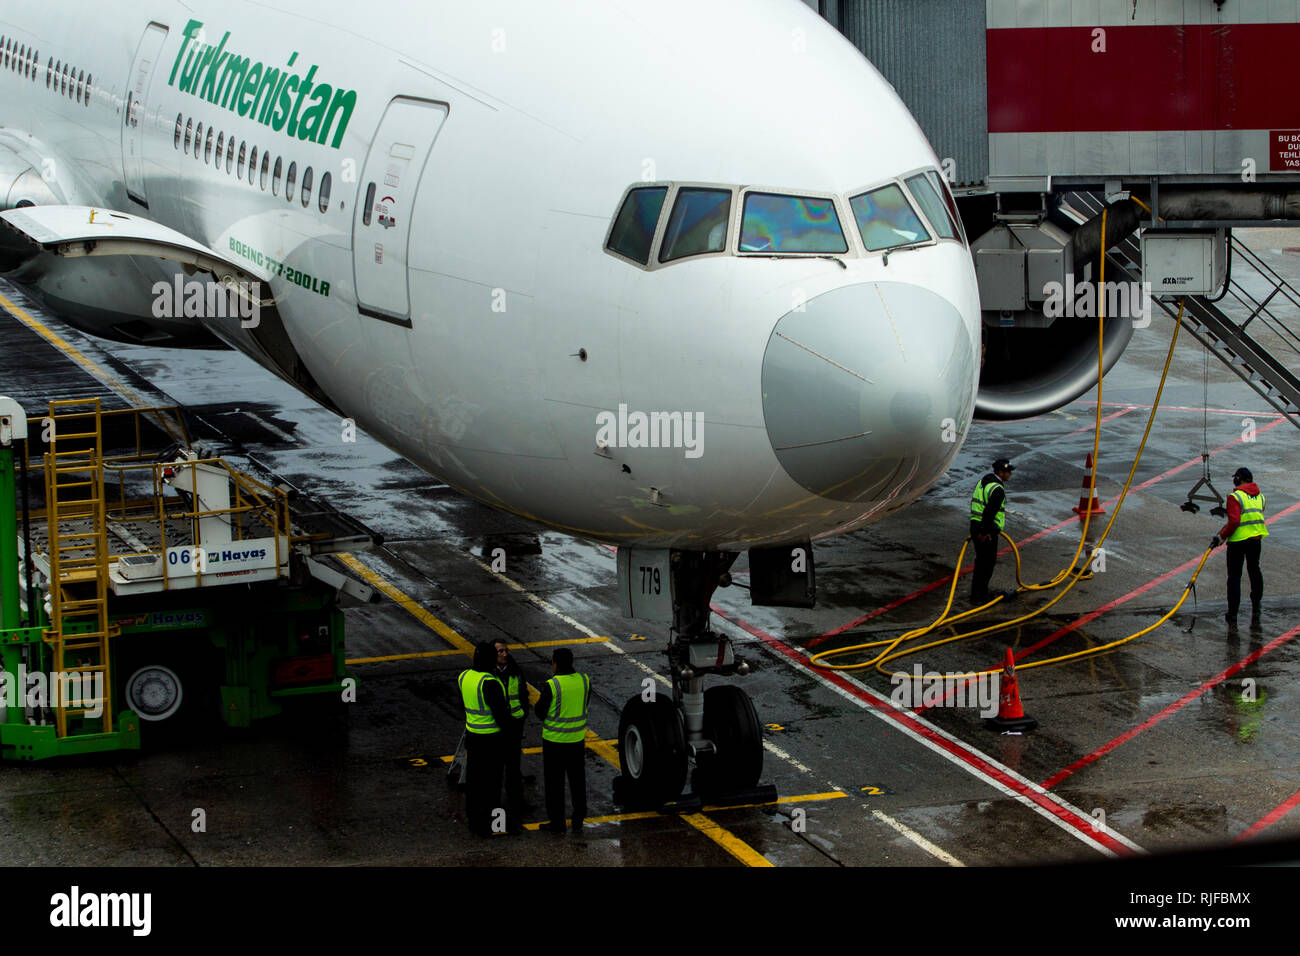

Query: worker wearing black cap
1210;467;1268;629
969;458;1016;603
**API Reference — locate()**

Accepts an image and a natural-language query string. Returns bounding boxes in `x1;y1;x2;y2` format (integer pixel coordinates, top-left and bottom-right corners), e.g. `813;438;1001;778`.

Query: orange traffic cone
983;648;1038;732
1072;452;1106;517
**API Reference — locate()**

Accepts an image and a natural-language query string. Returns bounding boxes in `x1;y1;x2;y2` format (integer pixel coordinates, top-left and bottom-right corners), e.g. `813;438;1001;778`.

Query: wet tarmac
0;231;1298;869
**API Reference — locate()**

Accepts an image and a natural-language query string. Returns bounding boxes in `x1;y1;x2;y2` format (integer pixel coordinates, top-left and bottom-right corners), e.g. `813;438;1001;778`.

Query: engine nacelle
970;207;1139;420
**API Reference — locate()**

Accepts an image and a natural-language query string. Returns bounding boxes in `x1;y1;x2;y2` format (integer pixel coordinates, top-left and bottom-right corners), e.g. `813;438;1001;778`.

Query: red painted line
712;604;1136;856
988;24;1300;133
1238;787;1300;842
812;415;1290;644
1063;406;1137;437
1018;499;1300;664
1042;623;1300;792
912;497;1300;718
1074;400;1285;418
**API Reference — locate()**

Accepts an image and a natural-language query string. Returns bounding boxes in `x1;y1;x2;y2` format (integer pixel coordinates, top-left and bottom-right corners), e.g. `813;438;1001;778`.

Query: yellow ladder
42;398;115;735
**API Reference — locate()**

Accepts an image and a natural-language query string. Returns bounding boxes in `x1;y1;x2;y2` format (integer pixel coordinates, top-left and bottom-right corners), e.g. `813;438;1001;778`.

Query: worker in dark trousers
969;458;1016;603
1211;467;1268;630
458;641;513;836
534;647;589;833
493;638;531;821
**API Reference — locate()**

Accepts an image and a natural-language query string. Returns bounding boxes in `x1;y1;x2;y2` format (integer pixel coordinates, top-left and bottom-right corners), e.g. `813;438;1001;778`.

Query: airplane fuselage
1;0;982;549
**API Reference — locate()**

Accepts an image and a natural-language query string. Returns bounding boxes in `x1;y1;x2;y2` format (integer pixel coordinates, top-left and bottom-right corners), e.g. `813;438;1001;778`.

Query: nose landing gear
613;551;774;810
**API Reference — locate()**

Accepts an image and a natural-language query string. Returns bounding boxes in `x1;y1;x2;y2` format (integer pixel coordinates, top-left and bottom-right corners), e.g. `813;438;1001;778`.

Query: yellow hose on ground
812;221;1196;678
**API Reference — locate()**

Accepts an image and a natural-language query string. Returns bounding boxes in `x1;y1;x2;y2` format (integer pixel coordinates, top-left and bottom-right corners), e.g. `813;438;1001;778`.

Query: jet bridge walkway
1066;192;1300;432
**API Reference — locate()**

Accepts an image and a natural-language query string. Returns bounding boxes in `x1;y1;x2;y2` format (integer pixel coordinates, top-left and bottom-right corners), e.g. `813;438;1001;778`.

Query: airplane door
122;22;169;208
352;97;448;325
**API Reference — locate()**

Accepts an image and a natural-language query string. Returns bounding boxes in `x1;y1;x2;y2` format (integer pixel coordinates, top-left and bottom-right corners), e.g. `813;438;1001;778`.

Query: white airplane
0;0;983;804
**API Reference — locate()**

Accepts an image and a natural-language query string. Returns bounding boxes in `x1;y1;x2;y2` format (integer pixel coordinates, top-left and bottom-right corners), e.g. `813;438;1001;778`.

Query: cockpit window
905;173;959;242
849;184;931;251
928;170;966;244
607;186;668;265
740;193;847;254
659;188;731;263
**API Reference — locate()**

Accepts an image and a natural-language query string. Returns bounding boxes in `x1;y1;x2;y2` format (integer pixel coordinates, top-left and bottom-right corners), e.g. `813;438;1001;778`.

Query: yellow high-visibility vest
970;478;1005;531
503;672;524;720
1227;490;1269;542
459;670;505;734
542;672;589;743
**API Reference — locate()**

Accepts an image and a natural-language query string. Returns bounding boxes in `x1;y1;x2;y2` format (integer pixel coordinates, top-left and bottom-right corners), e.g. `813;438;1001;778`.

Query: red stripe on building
987;24;1300;133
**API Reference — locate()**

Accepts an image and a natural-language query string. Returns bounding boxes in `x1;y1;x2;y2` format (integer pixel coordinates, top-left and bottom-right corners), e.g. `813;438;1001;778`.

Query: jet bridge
1066;191;1300;432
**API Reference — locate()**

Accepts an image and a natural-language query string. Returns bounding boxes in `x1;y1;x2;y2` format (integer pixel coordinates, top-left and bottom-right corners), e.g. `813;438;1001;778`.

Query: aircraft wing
0;205;267;299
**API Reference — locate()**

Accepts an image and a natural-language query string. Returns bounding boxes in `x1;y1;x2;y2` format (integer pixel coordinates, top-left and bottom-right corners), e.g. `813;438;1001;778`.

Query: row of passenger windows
606;170;964;268
174;113;333;213
2;36;94;106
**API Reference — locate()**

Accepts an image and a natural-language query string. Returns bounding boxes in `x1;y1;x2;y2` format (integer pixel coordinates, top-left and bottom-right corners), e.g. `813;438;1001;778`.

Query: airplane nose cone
761;282;976;502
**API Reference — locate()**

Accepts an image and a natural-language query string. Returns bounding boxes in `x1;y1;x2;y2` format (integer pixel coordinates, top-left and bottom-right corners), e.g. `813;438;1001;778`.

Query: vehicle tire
114;636;219;744
124;663;185;722
616;694;687;809
694;685;763;795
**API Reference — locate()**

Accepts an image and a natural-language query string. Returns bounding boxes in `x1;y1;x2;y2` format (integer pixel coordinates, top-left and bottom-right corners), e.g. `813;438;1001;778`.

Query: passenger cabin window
204;127;214;164
317;171;330;212
285;162;297;203
659;188;731;263
247;146;258;184
174;113;183;149
259;152;270;190
194;122;204;160
184;118;193;154
301;166;313;208
237;142;247;178
272;156;283;195
740;193;847;254
606;186;667;265
215;132;224;165
226;137;235;174
905;173;958;241
849;184;930;252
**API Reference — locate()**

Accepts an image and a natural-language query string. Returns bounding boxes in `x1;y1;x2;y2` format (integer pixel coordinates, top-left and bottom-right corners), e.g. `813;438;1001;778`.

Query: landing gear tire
616;694;687;810
693;685;763;796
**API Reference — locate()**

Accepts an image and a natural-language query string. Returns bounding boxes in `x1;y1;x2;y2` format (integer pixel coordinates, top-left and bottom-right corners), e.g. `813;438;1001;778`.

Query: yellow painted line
518;791;848;831
579;727;775;868
336;552;476;656
330;553;775;867
348;648;462;664
0;290;154;408
346;635;609;666
733;791;848;811
506;636;611;650
417;739;620;764
584;729;622;768
681;813;775;867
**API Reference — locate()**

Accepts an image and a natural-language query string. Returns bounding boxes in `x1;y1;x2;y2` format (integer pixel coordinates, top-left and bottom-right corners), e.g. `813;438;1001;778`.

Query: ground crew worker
493;638;531;818
533;647;589;833
458;641;513;836
1211;467;1267;629
969;458;1016;603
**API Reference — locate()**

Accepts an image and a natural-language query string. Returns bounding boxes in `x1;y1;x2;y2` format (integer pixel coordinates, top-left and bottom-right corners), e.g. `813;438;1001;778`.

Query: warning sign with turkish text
1272;130;1300;171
